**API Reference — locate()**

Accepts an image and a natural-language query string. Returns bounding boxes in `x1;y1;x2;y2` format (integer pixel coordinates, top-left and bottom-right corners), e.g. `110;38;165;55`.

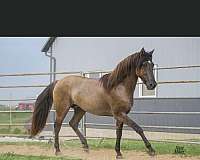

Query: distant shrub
12;128;21;134
0;128;11;134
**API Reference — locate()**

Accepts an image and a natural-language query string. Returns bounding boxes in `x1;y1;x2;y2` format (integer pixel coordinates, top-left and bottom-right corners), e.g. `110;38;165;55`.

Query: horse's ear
140;47;145;54
149;49;154;55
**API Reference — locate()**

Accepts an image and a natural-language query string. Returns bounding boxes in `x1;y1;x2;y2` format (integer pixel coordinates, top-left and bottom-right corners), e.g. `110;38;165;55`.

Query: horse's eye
142;62;147;67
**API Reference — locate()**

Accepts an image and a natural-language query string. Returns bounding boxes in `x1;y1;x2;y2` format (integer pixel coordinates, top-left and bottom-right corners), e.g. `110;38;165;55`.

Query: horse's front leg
113;112;155;156
115;120;123;159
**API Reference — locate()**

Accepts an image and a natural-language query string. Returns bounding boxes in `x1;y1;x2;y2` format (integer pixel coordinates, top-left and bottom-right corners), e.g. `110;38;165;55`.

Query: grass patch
63;138;200;156
0;112;31;124
0;126;29;135
0;152;81;160
0;141;51;148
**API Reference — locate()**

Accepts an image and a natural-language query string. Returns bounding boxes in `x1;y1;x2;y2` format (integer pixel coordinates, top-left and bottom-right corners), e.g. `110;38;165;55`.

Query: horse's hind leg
69;107;89;151
54;101;70;155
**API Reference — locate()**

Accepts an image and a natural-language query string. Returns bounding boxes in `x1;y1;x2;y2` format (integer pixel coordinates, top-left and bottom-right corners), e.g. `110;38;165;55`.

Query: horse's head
136;48;157;90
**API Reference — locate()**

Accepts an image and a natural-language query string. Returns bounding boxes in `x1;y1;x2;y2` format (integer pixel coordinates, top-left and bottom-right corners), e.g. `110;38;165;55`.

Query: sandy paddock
0;144;200;160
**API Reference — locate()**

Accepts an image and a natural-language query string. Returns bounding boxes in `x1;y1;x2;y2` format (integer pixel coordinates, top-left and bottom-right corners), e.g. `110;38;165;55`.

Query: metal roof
41;37;56;52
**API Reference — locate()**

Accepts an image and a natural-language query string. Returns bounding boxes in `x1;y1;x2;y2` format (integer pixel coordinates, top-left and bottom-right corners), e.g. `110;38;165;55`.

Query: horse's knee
69;121;74;128
69;120;78;129
116;128;122;137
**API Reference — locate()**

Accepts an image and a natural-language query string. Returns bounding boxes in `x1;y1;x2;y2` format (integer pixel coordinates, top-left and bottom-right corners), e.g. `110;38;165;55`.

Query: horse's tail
31;81;57;136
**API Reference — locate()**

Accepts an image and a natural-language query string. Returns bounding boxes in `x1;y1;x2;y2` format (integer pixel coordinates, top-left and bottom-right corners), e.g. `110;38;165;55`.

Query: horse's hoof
148;148;156;156
83;147;89;153
116;155;123;159
55;151;61;156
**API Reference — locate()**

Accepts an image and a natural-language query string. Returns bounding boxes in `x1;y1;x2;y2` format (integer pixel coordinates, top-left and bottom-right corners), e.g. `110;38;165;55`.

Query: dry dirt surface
0;144;200;160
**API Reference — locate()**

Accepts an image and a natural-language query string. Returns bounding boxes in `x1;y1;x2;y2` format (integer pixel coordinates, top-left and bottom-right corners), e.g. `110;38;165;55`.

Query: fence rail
0;65;199;77
0;71;82;77
1;110;200;130
85;123;200;130
0;80;200;89
0;64;200;142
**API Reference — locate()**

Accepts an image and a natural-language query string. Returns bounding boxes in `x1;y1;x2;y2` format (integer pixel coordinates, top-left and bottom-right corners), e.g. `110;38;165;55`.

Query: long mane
99;51;141;91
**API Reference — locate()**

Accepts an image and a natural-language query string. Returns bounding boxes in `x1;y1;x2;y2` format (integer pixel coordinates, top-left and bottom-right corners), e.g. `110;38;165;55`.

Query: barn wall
51;37;200;98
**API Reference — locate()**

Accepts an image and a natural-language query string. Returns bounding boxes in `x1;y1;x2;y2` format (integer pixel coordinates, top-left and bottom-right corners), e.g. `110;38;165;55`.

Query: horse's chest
109;86;133;113
113;86;131;102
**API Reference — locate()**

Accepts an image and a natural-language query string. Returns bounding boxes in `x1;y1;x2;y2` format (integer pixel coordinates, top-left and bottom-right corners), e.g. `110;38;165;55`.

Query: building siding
51;37;200;98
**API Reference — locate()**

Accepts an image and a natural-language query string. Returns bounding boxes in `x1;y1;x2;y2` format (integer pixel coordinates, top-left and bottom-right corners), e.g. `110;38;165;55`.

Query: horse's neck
122;72;138;104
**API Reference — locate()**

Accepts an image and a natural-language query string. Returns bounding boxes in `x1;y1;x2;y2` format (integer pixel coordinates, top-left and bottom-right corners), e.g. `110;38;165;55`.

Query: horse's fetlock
54;143;59;148
115;146;120;152
69;121;78;129
146;143;151;149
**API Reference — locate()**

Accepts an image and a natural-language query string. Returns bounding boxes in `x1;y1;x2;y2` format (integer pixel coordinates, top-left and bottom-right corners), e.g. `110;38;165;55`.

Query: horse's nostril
149;82;156;89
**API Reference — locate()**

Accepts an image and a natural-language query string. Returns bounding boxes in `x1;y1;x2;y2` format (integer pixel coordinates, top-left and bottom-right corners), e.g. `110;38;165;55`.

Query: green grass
0;127;28;135
0;112;32;135
0;112;31;124
0;152;81;160
63;138;200;156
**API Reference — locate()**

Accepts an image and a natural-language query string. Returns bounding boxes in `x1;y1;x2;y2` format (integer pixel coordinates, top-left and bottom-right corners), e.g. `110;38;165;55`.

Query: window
85;72;109;79
85;72;101;79
139;64;158;98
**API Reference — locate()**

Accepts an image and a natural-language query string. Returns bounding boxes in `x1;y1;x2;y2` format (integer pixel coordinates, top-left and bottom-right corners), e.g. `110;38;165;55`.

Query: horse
30;47;157;159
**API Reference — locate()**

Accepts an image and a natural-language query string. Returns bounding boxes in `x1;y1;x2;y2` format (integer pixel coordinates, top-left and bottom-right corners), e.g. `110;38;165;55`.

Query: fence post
80;72;86;137
80;114;86;137
52;109;56;139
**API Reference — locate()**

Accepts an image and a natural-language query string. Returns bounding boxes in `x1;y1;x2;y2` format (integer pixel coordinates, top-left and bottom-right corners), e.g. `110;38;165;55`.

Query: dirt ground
41;127;200;143
0;144;200;160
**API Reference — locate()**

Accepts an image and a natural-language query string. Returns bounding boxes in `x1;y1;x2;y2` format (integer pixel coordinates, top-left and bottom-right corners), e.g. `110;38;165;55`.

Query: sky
0;37;50;106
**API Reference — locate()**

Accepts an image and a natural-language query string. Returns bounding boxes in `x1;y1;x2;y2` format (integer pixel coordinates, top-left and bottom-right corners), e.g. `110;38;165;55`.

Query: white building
41;37;200;133
41;37;200;98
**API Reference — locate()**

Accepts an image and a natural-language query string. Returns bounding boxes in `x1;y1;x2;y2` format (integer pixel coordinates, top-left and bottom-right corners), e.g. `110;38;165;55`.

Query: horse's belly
71;80;113;116
85;104;112;116
79;101;112;116
72;93;112;116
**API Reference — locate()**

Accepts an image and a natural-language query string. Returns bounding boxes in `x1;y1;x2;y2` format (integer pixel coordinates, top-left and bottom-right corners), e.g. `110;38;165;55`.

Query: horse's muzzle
147;81;157;90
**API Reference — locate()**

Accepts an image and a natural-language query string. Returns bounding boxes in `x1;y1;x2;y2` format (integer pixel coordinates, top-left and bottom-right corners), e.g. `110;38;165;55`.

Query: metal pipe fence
0;80;200;89
0;64;200;77
0;65;200;143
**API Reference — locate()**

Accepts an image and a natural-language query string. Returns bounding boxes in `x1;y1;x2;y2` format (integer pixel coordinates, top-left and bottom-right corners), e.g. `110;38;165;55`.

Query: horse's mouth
147;85;156;90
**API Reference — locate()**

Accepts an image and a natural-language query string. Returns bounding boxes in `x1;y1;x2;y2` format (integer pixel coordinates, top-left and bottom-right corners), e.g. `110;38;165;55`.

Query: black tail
31;81;57;136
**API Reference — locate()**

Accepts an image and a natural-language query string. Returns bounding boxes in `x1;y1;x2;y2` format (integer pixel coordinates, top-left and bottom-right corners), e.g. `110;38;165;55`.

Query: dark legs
114;112;155;157
69;107;89;150
54;121;61;154
54;107;70;155
115;120;123;159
